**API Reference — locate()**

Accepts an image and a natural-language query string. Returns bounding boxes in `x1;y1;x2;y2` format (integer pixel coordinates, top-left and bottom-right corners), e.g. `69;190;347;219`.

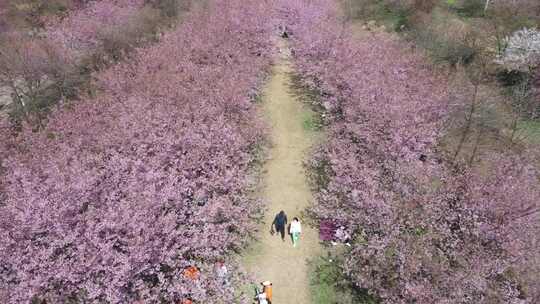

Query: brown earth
242;43;322;304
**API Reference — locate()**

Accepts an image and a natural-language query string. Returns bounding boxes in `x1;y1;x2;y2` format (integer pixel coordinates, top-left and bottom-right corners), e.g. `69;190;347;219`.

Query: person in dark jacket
271;210;288;241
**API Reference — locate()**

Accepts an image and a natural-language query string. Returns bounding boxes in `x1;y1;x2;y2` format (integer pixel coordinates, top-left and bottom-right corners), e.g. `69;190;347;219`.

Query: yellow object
262;281;273;301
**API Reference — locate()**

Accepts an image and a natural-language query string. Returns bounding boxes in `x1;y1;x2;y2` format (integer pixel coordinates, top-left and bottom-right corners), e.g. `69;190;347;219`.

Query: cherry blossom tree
0;32;73;124
496;27;540;72
0;0;275;302
44;0;147;62
281;0;539;303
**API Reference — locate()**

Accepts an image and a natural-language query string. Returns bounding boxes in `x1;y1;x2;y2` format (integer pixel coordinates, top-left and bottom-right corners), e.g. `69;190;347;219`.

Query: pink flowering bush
45;0;147;61
282;0;539;303
0;0;274;302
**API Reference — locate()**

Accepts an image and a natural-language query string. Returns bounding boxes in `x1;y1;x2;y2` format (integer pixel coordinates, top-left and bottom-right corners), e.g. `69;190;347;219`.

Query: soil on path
242;44;322;303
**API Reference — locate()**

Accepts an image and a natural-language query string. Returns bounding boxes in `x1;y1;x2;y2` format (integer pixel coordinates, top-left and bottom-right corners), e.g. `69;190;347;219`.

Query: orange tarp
183;266;200;280
264;285;272;301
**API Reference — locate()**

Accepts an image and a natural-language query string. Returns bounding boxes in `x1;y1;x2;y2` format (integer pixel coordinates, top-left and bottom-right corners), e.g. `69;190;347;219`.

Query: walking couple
271;210;302;247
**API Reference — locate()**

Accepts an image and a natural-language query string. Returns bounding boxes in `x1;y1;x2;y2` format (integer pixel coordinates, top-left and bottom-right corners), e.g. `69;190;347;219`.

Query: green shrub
497;70;529;87
393;9;410;31
302;111;322;131
342;0;411;25
450;0;485;18
517;119;540;143
310;254;379;304
37;0;71;16
375;1;412;31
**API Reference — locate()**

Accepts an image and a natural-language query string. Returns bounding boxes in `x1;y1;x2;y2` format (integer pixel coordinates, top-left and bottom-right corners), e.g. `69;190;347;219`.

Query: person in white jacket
256;291;268;304
290;217;302;247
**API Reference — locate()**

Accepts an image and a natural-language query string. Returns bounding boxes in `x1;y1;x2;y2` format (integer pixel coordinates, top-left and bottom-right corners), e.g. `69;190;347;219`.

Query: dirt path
242;43;322;303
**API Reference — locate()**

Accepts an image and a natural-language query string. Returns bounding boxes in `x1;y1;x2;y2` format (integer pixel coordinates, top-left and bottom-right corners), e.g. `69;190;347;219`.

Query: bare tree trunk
468;131;481;167
453;84;478;163
509;112;521;144
6;79;27;118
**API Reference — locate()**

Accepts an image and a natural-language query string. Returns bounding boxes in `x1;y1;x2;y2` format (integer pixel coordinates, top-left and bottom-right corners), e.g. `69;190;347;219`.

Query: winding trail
242;43;322;303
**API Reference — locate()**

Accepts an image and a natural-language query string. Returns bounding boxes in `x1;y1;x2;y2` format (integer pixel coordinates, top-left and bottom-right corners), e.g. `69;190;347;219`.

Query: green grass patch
518;120;540;144
363;1;411;31
252;93;264;104
448;0;485;18
342;0;411;31
309;254;379;304
302;110;322;132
